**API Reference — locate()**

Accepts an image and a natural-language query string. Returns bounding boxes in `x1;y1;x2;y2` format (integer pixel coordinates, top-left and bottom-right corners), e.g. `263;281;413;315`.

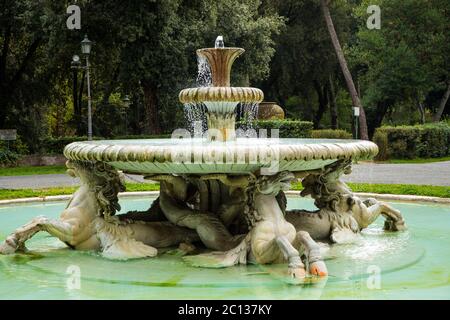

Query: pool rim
0;191;449;206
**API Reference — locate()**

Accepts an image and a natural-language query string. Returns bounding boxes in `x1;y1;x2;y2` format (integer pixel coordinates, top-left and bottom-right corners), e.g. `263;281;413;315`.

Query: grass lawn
0;165;67;176
292;183;450;198
0;182;448;200
0;183;160;200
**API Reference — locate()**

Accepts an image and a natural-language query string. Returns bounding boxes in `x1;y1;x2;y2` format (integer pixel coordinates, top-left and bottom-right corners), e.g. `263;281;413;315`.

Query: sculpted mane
72;161;126;221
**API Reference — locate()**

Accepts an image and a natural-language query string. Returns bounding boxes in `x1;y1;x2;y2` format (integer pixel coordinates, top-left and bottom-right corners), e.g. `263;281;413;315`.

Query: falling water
196;56;212;87
237;102;259;135
184;102;208;135
184;55;212;135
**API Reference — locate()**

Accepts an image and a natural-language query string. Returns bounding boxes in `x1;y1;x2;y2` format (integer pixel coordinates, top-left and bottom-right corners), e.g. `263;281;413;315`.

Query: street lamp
122;95;131;108
81;35;93;140
81;35;93;55
122;95;131;135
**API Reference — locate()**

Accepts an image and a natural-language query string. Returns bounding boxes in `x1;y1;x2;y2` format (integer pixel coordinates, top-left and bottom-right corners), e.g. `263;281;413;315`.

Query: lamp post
122;95;131;135
81;35;93;140
353;106;360;140
71;55;81;135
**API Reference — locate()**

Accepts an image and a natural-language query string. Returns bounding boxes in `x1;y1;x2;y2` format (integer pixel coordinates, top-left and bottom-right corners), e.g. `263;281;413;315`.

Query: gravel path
342;161;450;186
0;173;146;190
0;161;449;189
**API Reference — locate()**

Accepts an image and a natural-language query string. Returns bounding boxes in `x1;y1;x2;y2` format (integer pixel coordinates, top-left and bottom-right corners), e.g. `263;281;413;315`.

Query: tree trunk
329;75;338;129
433;83;450;122
415;94;425;124
142;81;161;134
313;80;329;129
0;86;7;127
320;0;369;140
369;100;390;138
76;70;85;136
0;35;41;129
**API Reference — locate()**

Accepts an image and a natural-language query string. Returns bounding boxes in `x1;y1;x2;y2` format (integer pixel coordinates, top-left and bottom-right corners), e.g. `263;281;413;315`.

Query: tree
433;84;450;122
112;0;283;134
320;0;369;139
259;0;351;128
350;0;450;129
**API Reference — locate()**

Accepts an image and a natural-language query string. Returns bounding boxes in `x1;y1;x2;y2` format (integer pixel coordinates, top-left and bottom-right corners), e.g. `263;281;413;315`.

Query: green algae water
0;197;448;299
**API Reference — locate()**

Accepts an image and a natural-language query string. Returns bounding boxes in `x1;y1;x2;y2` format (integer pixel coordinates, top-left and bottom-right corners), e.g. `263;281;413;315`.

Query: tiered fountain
0;38;406;282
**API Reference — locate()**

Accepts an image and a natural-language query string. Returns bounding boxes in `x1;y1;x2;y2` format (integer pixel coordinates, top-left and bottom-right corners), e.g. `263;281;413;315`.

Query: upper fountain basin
179;87;264;104
64;138;378;175
197;47;244;87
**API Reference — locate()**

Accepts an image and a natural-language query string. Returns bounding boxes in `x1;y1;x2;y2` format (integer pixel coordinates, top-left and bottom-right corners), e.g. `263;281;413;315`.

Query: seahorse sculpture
0;161;199;260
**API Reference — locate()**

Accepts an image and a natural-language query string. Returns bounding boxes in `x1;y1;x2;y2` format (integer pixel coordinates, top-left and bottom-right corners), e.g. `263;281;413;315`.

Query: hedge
247;120;314;138
0;135;29;166
311;129;352;140
41;134;171;155
373;123;450;160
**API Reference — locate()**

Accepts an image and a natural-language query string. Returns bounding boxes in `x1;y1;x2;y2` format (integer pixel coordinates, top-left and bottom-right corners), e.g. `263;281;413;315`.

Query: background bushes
251;120;313;138
311;129;352;139
0;135;29;166
41;134;171;155
373;123;450;160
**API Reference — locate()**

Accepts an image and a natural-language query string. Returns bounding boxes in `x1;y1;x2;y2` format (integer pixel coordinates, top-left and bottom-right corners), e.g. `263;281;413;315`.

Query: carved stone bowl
64;138;378;175
179;87;264;104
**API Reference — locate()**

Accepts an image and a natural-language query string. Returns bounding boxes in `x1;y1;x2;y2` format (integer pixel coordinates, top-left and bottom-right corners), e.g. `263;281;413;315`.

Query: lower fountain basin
64;138;378;175
0;197;448;299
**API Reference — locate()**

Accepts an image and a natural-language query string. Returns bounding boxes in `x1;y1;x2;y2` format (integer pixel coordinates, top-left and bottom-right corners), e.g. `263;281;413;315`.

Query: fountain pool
0;196;448;300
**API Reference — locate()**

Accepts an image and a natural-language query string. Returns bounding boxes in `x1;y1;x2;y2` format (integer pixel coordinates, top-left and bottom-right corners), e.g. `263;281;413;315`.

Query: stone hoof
179;242;196;254
363;198;378;207
288;266;306;279
0;237;19;255
309;261;328;277
384;219;407;232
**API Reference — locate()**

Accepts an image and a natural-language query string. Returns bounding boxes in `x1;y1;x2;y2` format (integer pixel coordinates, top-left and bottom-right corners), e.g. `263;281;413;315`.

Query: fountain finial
215;36;225;49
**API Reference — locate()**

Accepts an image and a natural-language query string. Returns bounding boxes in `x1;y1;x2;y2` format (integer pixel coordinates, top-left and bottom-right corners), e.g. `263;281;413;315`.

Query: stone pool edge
0;191;449;206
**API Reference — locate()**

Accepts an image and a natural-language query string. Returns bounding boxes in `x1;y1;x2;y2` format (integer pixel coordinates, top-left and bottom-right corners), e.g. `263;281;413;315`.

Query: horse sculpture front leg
0;216;75;254
360;198;407;231
296;231;328;276
250;172;328;279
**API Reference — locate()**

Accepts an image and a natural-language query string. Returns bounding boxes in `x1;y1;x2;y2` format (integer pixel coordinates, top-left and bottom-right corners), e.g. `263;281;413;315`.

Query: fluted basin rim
63;138;378;174
179;87;264;104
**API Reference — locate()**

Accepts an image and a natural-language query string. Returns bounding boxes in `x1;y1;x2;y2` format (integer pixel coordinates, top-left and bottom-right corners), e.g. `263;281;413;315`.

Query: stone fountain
0;38;406;282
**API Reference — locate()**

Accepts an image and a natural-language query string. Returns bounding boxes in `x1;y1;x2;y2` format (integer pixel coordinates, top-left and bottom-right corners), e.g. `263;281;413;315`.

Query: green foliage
40;135;172;155
346;183;450;199
0;149;20;166
0;183;159;200
1;0;449;150
253;120;313;138
259;0;353;126
350;0;450;129
291;182;450;199
0;135;29;166
373;123;450;160
0;165;66;176
311;129;352;139
1;182;448;200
